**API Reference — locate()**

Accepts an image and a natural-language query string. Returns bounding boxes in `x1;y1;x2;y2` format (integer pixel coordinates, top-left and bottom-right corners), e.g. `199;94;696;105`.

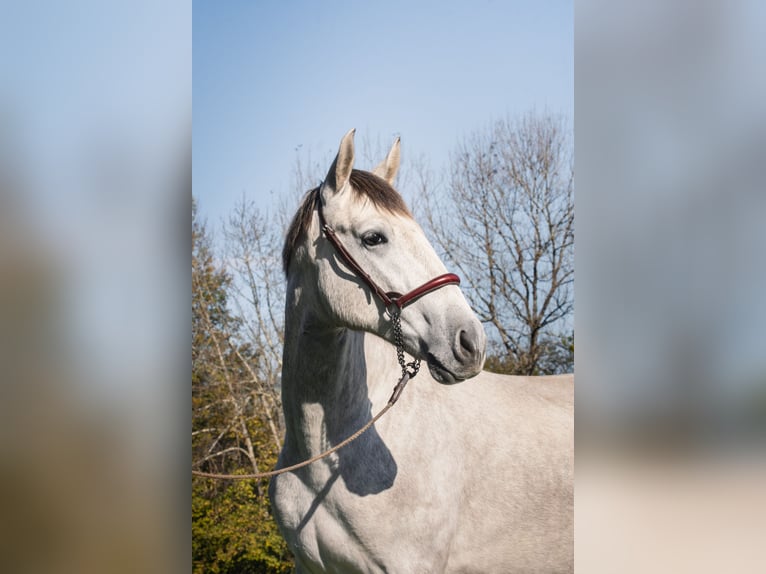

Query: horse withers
270;129;573;573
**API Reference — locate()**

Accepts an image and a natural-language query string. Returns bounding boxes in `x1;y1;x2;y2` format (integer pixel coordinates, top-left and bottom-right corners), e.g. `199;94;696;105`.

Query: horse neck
280;287;397;460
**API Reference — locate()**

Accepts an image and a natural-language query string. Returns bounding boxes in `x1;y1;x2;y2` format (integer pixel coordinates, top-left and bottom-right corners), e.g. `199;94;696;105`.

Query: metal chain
391;308;421;378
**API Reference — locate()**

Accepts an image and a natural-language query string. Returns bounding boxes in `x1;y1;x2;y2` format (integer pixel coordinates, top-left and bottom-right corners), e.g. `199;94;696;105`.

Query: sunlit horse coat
270;130;573;573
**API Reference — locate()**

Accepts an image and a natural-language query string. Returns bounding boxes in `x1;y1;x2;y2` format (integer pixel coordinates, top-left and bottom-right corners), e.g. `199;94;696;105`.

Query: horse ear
322;128;356;200
372;137;401;185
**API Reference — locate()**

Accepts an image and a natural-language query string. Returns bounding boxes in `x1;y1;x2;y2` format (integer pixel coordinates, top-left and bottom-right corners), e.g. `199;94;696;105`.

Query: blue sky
193;0;573;226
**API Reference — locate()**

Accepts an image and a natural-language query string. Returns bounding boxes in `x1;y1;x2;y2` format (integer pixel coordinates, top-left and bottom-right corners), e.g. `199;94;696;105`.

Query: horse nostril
452;322;486;371
459;329;477;356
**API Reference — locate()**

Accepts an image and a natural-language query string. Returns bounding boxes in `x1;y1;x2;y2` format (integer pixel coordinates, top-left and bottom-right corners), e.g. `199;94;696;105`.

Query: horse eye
362;232;387;247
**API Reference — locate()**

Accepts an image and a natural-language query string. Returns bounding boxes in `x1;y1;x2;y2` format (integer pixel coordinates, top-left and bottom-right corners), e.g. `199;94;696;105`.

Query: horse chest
271;465;455;573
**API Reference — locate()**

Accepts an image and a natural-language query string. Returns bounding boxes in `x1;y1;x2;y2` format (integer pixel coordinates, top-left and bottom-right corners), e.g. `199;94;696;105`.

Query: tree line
192;111;573;573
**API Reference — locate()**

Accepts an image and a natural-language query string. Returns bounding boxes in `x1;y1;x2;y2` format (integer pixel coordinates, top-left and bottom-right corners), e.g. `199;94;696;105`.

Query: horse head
284;129;486;384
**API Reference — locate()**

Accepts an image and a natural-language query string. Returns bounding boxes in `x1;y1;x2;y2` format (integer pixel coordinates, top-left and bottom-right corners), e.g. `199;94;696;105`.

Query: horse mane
282;169;412;275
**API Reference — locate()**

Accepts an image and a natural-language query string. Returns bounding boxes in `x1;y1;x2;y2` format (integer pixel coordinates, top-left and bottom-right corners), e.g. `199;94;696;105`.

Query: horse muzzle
426;318;486;385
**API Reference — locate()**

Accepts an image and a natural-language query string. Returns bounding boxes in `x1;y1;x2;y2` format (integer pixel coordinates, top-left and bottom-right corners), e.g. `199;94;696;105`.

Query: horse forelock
346;170;411;217
282;170;411;275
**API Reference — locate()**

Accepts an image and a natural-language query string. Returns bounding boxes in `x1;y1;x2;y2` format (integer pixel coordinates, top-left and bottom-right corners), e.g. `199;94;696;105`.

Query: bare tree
192;201;282;493
420;113;574;375
224;197;285;420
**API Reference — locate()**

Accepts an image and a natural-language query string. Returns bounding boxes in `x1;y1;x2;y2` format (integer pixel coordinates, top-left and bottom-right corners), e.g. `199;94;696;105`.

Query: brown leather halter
315;188;461;390
315;191;461;314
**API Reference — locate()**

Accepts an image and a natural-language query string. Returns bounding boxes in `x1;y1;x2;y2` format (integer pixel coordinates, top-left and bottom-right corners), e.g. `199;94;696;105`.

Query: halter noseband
315;190;460;314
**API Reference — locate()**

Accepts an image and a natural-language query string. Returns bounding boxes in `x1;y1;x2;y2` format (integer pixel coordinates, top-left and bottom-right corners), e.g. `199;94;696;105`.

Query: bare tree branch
416;112;574;374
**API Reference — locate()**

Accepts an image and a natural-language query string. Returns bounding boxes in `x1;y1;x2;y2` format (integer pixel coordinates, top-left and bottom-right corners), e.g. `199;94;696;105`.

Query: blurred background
0;1;189;572
1;0;764;572
577;1;766;572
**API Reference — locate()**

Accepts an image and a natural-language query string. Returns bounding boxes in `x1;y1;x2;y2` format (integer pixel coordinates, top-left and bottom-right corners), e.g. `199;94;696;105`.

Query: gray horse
270;130;573;573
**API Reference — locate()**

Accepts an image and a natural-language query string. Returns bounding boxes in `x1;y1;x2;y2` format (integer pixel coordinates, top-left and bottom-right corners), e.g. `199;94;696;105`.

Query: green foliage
192;479;292;574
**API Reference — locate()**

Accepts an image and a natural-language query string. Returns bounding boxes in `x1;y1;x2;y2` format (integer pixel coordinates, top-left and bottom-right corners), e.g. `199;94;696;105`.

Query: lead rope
191;309;417;481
